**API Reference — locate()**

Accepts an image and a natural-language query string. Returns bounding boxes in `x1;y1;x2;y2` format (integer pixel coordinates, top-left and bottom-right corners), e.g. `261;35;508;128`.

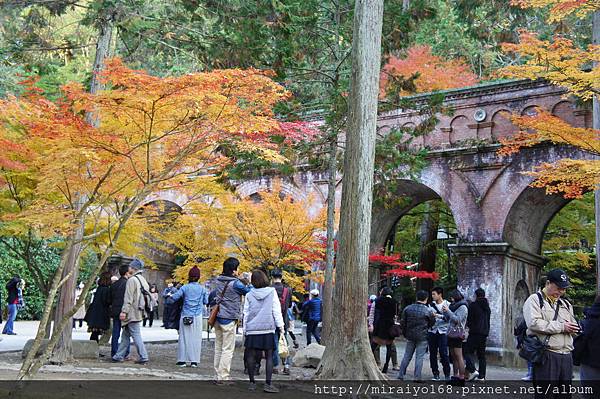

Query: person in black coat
577;295;600;399
109;265;130;358
2;275;21;335
85;272;112;342
464;288;491;381
371;287;398;373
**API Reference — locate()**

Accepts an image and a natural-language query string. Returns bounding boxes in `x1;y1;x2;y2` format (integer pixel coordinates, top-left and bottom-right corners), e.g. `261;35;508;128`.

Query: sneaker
135;359;149;365
213;380;234;386
272;368;280;375
431;375;440;381
392;366;400;371
264;384;280;393
111;357;124;363
176;362;187;367
283;367;290;375
248;383;257;391
190;363;198;368
475;377;486;382
468;371;479;381
521;375;532;382
293;341;299;349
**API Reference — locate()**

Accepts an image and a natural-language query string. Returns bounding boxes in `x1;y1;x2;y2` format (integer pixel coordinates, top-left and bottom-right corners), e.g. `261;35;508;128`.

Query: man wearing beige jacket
112;258;150;364
523;269;579;399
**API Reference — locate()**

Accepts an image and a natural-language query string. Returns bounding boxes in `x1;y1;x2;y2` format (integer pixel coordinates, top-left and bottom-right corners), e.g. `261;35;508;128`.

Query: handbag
208;281;232;328
448;324;466;340
389;323;402;338
278;332;289;358
182;316;194;326
518;300;561;365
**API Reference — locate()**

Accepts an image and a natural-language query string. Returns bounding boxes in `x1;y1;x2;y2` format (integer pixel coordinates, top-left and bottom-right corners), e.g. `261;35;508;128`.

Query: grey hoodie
243;287;284;335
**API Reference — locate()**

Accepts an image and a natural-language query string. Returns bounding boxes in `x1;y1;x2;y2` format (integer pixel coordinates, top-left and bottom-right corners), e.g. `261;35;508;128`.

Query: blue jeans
113;321;148;361
398;340;428;380
2;304;17;334
428;332;451;378
111;317;130;358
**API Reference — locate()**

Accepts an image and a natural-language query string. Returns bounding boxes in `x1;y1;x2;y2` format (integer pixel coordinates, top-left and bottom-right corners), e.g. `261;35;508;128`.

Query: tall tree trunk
316;0;384;380
416;202;438;292
322;134;337;345
593;10;600;295
50;11;115;363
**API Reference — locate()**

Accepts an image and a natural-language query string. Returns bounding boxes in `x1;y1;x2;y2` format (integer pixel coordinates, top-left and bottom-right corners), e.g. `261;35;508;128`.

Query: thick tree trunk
416;202;438;292
50;12;115;364
315;0;384;380
594;10;600;295
322;135;337;345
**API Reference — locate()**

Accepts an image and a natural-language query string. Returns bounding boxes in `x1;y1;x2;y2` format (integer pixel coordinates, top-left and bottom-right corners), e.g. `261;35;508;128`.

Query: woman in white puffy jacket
243;269;284;393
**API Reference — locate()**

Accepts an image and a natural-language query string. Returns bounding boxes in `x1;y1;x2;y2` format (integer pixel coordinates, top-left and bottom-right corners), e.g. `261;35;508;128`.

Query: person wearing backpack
523;269;579;399
271;268;294;375
112;258;151;365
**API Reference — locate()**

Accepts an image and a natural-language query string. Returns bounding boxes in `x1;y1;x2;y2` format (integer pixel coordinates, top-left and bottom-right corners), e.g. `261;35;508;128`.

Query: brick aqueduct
137;79;595;365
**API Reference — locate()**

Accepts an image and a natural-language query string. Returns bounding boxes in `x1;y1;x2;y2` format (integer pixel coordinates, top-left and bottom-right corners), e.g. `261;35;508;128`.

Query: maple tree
379;45;480;99
0;58;312;378
166;183;326;293
494;1;599;199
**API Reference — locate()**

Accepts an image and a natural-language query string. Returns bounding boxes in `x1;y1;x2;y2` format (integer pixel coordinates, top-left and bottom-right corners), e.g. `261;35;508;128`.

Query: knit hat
129;258;144;270
189;266;201;280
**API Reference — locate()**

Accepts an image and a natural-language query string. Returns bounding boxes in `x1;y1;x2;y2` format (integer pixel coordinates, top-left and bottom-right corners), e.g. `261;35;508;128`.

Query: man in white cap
305;289;322;345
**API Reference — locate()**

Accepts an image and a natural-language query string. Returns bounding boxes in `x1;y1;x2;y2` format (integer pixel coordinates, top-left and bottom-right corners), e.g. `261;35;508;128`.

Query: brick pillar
449;242;546;366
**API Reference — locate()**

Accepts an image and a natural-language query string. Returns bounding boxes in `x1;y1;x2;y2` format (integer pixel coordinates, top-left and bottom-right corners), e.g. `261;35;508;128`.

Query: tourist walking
397;290;435;381
112;258;151;365
443;289;468;386
428;286;451;381
369;288;399;369
109;264;130;358
243;269;285;393
84;272;112;343
151;285;159;321
464;288;490;382
371;287;397;374
305;289;322;345
161;281;177;327
523;269;578;399
2;275;21;335
169;266;208;368
271;268;293;375
209;257;252;384
575;294;600;399
73;282;86;329
143;285;158;327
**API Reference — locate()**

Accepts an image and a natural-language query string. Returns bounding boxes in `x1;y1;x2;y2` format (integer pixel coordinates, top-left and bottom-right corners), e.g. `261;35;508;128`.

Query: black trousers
464;333;487;378
533;351;573;399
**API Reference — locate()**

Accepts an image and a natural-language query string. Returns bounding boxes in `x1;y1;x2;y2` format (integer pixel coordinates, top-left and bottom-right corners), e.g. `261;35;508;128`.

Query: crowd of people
3;259;600;397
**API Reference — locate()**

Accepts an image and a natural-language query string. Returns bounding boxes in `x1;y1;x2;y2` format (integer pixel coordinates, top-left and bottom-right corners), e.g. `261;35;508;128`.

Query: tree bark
322;134;337;345
416;202;438;292
50;11;115;364
593;10;600;295
315;0;384;380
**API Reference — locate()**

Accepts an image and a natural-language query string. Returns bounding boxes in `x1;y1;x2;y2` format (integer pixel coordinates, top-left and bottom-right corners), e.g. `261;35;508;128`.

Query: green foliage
543;192;596;314
0;238;60;320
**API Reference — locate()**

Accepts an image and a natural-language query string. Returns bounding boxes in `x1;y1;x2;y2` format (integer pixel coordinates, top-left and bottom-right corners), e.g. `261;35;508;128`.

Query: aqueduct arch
371;79;596;364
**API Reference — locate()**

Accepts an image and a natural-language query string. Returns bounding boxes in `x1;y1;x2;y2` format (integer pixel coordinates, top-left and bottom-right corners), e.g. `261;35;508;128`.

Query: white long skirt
177;315;203;363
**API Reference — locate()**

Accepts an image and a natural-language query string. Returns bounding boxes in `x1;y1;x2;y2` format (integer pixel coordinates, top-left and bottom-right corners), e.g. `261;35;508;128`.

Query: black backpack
514;292;544;348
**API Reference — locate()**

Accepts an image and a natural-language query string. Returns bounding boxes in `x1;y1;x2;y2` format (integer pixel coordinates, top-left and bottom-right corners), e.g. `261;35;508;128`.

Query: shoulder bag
208;281;232;328
447;304;467;340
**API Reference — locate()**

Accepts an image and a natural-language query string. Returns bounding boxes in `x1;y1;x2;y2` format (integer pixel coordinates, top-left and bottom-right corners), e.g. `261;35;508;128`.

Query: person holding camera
169;266;208;368
523;269;578;399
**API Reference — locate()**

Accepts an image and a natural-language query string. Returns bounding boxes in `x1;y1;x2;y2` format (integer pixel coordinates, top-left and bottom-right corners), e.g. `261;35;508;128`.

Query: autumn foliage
379;45;479;98
510;0;599;22
497;30;600;100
